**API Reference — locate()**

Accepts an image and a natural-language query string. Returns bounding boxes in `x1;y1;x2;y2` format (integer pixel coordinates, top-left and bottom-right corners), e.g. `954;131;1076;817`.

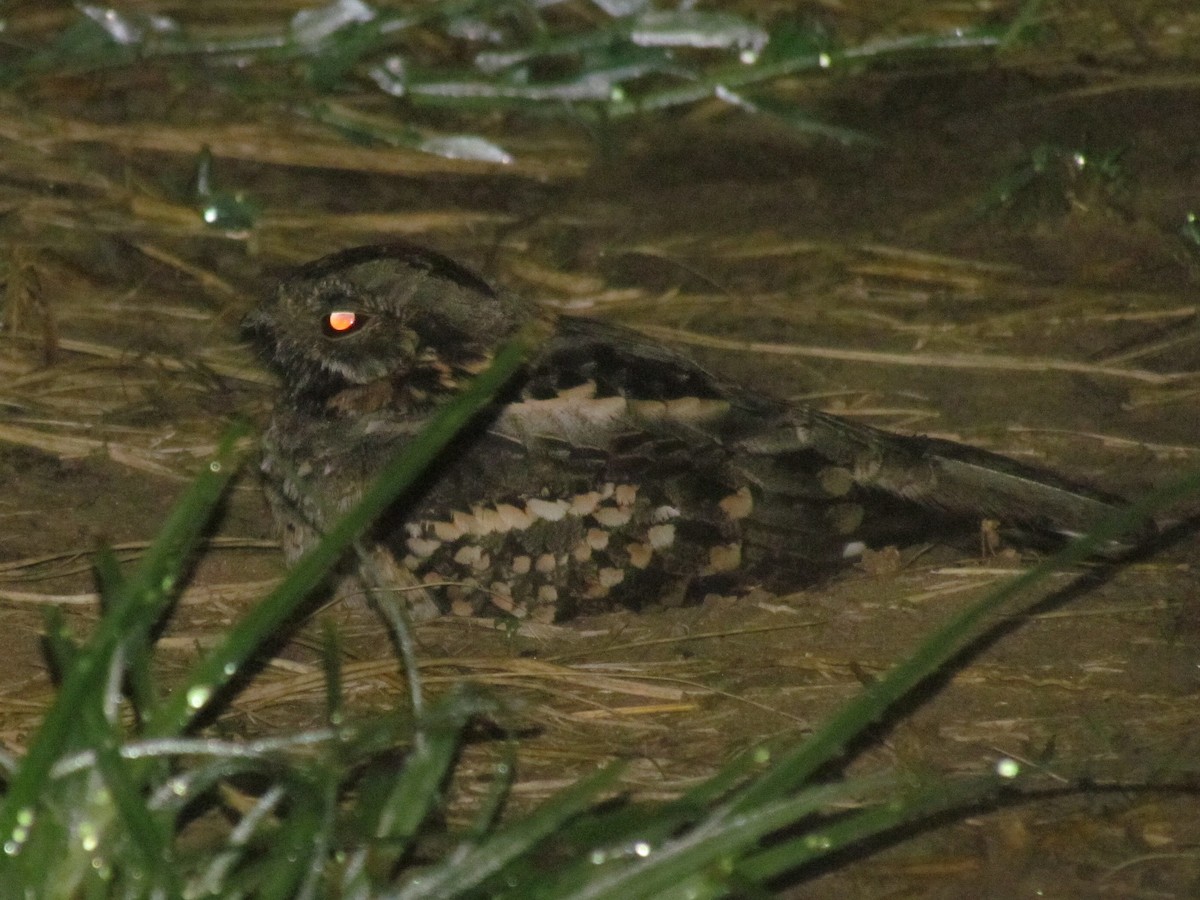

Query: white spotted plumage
248;242;1142;622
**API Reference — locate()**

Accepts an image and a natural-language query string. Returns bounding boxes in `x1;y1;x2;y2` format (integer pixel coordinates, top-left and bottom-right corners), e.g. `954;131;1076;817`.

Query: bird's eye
323;310;366;337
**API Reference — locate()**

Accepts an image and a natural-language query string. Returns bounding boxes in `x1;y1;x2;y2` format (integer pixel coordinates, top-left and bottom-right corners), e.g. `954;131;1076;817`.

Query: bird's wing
497;316;1138;549
499;315;777;446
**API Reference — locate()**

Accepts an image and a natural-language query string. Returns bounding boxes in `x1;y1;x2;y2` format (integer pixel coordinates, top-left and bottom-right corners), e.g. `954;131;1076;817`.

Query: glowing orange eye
324;310;363;336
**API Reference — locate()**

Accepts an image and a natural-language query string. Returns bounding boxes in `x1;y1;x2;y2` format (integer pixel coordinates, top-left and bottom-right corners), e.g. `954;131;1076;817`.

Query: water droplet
222;662;237;677
818;52;832;69
5;809;33;855
589;849;608;865
739;48;758;64
186;685;212;710
632;840;651;858
996;757;1021;779
803;833;832;851
209;460;222;473
199;190;259;232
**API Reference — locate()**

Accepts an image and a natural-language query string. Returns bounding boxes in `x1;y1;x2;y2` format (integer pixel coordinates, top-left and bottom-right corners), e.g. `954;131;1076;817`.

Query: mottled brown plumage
245;243;1135;622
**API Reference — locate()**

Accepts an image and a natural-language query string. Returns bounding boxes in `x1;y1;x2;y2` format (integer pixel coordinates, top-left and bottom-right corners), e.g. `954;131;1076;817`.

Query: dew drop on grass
4;808;34;856
803;833;832;851
187;685;213;710
80;821;99;853
996;757;1021;779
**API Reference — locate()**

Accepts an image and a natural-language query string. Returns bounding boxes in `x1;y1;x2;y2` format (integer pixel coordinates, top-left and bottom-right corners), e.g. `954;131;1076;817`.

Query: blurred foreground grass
0;333;1193;896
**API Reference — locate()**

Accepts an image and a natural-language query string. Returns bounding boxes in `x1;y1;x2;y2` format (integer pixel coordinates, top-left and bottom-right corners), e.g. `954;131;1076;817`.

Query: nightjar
245;243;1135;623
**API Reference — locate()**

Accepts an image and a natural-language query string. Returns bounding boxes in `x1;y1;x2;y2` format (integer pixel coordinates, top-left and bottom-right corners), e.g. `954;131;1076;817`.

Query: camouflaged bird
245;242;1135;623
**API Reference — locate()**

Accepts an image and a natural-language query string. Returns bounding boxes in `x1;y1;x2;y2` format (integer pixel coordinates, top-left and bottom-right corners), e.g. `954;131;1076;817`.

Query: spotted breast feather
246;242;1141;623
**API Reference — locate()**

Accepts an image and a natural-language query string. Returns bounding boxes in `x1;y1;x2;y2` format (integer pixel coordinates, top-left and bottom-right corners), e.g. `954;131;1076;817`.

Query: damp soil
3;11;1200;897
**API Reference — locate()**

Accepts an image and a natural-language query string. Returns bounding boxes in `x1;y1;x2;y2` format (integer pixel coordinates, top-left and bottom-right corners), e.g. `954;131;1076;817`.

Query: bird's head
245;243;535;401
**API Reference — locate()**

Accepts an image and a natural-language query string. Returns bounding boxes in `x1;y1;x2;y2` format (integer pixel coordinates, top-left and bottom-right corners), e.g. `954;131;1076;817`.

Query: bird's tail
738;409;1149;553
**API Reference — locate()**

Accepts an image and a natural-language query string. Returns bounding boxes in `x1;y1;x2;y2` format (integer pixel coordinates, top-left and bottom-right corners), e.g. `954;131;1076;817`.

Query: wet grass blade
528;774;897;900
81;701;179;895
0;424;246;871
385;759;627;900
357;685;501;866
732;776;1003;886
606;25;1003;118
534;739;773;874
245;774;331;900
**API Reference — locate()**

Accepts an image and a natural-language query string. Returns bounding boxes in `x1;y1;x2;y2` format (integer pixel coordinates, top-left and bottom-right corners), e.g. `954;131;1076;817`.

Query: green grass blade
359;685;500;859
639;777;1003;900
734;775;1005;885
606;26;1003;118
537;774;894;900
466;739;517;841
533;740;773;882
245;778;330;900
321;620;344;728
386;760;626;900
81;703;179;896
93;544;159;724
38;605;79;689
0;425;246;864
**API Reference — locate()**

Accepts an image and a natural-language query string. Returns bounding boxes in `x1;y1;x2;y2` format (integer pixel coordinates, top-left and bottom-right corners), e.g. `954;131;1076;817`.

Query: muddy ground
2;3;1200;896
